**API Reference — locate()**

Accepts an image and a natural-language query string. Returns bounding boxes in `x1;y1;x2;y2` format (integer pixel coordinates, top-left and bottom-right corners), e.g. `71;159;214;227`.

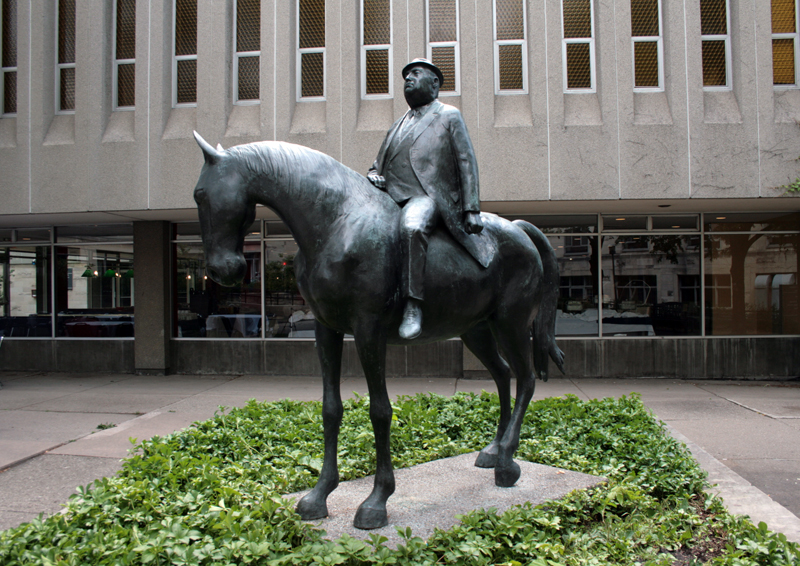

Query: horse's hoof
353;505;388;530
475;449;498;468
296;494;328;521
495;460;521;487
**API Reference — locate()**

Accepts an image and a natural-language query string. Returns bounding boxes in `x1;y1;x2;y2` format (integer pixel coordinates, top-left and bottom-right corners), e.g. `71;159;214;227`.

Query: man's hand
464;212;483;234
367;172;386;189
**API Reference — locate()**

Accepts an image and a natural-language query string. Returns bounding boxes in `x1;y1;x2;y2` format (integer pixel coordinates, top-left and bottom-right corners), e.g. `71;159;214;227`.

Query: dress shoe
399;300;422;340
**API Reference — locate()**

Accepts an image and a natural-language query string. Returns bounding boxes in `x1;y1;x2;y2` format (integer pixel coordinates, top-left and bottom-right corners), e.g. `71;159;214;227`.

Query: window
772;0;799;86
173;0;197;106
493;0;527;93
2;0;16;115
562;0;595;91
361;0;392;98
297;0;324;99
114;0;135;110
427;0;459;95
700;0;730;88
57;0;76;113
236;0;260;103
0;247;52;337
631;0;663;90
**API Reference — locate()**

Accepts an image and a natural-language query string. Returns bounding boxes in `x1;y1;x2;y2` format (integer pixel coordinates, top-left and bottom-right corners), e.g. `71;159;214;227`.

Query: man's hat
402;58;444;86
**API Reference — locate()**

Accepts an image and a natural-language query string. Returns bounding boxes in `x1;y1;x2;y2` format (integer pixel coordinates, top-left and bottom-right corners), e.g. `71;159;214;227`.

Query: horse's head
193;131;256;286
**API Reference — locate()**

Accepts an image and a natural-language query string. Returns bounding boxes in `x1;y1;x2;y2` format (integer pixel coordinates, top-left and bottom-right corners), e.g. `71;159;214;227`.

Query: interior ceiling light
716;216;726;220
615;218;625;221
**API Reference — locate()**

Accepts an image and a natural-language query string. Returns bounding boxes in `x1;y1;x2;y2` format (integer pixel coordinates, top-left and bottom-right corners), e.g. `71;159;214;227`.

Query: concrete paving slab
206;375;324;402
50;410;216;459
339;377;458;399
0;373;133;392
288;452;604;548
0;454;123;531
668;418;800;460
644;397;763;421
94;374;234;394
22;392;187;415
724;459;800;518
0;510;40;532
0;440;67;471
697;383;800;419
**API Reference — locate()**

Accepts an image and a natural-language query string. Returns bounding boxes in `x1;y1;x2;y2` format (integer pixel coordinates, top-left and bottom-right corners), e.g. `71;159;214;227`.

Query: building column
133;221;171;374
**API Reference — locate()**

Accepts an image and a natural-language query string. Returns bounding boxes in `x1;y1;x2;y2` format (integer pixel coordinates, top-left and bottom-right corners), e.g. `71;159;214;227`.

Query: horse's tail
513;220;565;381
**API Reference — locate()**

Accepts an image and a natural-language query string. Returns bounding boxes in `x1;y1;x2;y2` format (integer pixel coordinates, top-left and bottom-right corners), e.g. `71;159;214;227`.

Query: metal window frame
55;0;76;115
631;0;664;92
234;0;262;105
492;0;528;95
113;0;135;111
296;0;326;102
561;0;596;93
1;0;17;116
700;0;732;91
172;0;197;108
425;0;460;96
360;0;393;100
772;0;800;89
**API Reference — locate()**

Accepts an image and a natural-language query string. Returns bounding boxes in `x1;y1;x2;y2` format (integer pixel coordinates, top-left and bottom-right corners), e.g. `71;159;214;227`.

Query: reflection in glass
55;245;134;337
0;246;52;337
705;233;799;335
263;239;310;337
175;241;262;338
603;235;700;336
551;235;599;336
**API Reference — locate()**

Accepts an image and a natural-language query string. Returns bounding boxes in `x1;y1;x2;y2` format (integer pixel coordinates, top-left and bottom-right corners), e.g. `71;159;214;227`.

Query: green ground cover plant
1;392;798;565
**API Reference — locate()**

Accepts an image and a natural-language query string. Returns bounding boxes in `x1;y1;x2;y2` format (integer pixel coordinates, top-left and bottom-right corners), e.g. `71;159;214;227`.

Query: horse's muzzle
207;255;247;287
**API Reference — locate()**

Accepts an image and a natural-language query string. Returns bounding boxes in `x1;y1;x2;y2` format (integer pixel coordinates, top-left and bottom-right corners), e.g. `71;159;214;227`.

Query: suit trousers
399;196;438;301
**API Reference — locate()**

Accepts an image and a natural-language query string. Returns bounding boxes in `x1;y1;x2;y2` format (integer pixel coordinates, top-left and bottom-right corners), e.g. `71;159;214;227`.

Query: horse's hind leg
296;322;344;521
352;322;395;529
490;320;537;488
461;323;512;469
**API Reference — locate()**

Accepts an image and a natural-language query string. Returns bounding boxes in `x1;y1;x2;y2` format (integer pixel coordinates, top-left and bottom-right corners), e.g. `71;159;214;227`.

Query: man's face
404;66;438;108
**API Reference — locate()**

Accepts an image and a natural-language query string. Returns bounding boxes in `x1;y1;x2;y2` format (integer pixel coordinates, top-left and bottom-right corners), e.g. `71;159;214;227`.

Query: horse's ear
193;131;223;165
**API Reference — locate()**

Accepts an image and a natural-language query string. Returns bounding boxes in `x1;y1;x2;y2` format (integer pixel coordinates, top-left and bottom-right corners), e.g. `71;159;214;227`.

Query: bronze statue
368;58;490;340
191;62;564;530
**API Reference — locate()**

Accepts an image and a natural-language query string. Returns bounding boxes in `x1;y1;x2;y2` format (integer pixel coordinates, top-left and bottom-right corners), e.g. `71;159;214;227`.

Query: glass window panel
603;236;701;336
237;0;260;52
58;0;75;64
631;0;658;37
301;51;324;97
702;40;727;86
263;239;309;337
2;0;17;67
700;0;727;36
773;38;796;85
265;221;292;237
603;215;647;230
430;46;455;92
238;55;260;100
704;212;800;232
116;0;136;60
117;63;135;107
0;247;52;337
0;229;12;242
429;0;457;43
551;235;599;336
365;48;389;94
705;233;800;335
175;241;262;338
634;41;659;87
175;0;197;56
176;58;196;104
60;67;75;110
299;0;325;49
566;42;592;89
772;0;796;34
651;215;698;230
496;0;524;41
4;70;16;113
55;245;135;337
563;0;591;39
498;43;523;90
363;0;390;45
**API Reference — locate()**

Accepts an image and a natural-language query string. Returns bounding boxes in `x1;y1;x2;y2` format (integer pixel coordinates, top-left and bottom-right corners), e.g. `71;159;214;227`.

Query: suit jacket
369;99;495;268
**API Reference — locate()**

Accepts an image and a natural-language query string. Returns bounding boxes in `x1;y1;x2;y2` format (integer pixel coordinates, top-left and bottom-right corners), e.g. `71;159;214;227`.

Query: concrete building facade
1;0;799;378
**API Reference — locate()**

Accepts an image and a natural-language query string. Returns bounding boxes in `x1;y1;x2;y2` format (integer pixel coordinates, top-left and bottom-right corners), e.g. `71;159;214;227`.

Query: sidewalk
1;371;798;542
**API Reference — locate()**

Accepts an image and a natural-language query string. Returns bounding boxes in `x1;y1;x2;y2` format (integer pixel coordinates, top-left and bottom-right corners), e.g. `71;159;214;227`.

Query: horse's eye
194;189;206;203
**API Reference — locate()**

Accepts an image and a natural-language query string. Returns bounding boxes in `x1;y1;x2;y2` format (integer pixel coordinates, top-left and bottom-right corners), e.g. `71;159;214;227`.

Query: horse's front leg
296;321;344;521
352;322;394;529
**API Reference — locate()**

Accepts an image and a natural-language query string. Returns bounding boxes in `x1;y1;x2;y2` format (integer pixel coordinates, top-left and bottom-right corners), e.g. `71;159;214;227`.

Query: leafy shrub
1;392;797;565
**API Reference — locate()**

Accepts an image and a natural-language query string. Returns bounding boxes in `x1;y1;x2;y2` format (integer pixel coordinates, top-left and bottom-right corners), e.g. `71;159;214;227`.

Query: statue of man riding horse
192;58;564;530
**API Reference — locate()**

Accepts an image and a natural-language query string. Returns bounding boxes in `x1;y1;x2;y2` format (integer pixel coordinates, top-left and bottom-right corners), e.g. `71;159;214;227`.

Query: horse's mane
226;141;379;209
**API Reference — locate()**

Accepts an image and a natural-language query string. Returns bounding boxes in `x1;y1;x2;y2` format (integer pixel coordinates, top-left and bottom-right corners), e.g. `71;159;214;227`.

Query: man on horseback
367;58;493;340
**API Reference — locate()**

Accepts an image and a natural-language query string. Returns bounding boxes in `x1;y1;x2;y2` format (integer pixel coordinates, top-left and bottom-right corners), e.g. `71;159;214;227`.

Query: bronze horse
192;133;564;529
